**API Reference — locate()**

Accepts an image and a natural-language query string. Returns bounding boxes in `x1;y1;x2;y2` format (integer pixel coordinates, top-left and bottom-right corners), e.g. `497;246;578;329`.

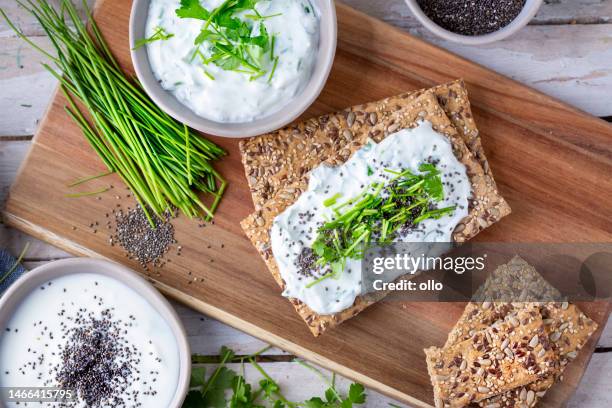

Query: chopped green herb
309;163;456;285
203;69;216;80
132;26;174;50
176;0;281;80
65;187;111;198
67;171;114;187
323;193;342;208
267;56;279;83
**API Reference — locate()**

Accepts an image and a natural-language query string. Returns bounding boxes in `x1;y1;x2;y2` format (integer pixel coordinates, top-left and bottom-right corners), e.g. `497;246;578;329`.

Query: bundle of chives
1;0;227;225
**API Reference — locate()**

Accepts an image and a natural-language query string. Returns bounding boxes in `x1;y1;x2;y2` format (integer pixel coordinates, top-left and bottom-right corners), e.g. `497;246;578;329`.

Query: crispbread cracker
476;302;599;408
240;80;496;208
441;258;598;407
241;91;511;336
425;306;556;407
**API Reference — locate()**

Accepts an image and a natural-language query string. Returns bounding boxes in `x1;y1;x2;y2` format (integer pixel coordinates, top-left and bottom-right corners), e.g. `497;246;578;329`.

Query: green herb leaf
195;29;219;45
304;397;326;408
182;390;206;408
190;367;206;387
176;0;210;19
203;367;237;408
325;388;338;403
347;383;366;404
176;0;279;79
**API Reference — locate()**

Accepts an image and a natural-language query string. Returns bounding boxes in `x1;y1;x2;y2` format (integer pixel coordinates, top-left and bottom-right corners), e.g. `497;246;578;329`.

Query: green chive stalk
1;0;227;224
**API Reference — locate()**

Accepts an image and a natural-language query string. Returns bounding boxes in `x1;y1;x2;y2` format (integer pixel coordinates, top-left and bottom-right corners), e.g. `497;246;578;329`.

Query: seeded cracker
240;79;497;209
240;90;511;336
425;306;556;407
440;257;598;407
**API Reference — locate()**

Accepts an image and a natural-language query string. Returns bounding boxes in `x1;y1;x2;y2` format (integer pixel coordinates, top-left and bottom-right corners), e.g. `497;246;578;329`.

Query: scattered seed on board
111;204;176;269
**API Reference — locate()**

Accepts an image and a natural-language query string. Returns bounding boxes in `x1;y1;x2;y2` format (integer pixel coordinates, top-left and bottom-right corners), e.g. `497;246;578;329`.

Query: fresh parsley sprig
176;0;280;81
309;163;456;286
184;346;367;408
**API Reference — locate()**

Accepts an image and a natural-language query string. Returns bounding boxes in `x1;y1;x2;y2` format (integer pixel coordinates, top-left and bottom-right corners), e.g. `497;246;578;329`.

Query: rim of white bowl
405;0;543;45
129;0;337;138
0;258;191;408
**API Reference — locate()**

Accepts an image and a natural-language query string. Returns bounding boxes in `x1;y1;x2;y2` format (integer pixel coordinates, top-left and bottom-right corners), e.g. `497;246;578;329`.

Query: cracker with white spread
241;89;510;336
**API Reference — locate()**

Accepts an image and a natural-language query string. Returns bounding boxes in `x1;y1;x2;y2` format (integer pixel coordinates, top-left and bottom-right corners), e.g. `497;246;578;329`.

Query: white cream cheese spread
145;0;320;123
270;121;471;315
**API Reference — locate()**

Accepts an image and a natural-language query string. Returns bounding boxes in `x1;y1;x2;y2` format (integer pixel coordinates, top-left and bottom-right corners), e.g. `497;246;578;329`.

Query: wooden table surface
1;0;611;406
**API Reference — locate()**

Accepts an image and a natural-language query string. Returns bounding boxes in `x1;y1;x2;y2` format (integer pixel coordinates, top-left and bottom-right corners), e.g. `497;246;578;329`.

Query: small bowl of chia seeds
405;0;543;45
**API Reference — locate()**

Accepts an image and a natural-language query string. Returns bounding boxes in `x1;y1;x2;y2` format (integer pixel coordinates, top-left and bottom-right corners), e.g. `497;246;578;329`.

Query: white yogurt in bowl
130;0;338;138
144;0;320;123
0;259;189;408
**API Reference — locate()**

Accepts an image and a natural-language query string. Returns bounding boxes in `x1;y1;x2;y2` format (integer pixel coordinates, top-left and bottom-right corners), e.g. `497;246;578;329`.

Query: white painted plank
0;225;72;259
567;352;612;407
534;0;612;24
432;24;612;117
0;140;29;206
0;0;94;38
171;301;289;356
601;323;612;348
0;37;57;137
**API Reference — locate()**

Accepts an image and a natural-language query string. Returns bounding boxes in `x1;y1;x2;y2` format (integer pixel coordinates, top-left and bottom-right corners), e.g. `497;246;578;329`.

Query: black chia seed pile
417;0;527;36
54;309;141;407
5;286;162;407
110;205;177;269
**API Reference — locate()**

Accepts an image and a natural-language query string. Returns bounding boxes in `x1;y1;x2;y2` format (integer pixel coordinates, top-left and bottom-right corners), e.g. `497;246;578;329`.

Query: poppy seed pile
417;0;527;36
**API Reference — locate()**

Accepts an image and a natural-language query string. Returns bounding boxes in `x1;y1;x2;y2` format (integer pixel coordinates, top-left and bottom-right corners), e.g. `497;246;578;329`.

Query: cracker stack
239;80;511;336
425;257;598;408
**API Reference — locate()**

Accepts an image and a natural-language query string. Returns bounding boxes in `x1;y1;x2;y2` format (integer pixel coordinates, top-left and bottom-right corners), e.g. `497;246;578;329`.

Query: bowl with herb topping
405;0;542;45
0;258;190;407
130;0;337;138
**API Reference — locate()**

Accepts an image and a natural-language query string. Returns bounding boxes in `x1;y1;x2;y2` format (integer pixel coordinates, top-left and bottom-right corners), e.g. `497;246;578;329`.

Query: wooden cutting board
4;1;612;406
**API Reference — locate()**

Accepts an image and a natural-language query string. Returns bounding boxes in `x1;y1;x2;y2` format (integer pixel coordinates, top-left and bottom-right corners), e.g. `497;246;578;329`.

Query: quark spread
270;121;471;315
145;0;320;123
0;273;180;407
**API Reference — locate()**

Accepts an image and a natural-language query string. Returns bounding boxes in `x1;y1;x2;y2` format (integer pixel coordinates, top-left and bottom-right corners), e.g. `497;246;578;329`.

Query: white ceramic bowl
0;258;191;408
130;0;337;138
405;0;543;45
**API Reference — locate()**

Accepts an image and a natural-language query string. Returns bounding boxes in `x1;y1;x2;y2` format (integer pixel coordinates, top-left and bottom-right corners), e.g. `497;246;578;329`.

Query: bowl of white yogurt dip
130;0;337;137
0;258;190;408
